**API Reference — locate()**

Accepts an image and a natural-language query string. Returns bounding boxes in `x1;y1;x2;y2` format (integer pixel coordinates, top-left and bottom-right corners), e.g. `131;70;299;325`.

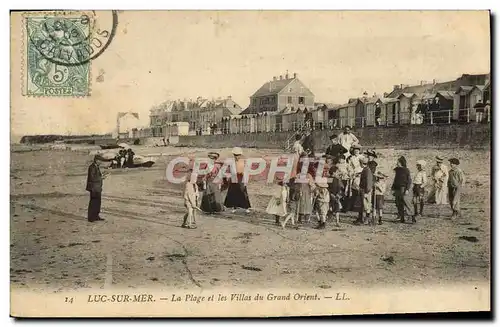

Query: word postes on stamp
24;11;118;97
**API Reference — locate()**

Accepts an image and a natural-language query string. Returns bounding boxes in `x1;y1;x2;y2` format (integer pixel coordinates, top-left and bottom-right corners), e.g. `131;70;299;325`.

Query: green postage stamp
24;13;92;97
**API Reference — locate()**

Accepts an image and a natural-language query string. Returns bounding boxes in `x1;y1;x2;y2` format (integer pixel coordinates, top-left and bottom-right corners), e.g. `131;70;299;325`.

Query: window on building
299;97;305;104
287;96;292;104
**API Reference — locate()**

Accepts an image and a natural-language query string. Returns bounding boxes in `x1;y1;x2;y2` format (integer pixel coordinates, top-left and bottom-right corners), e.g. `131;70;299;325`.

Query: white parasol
118;143;130;149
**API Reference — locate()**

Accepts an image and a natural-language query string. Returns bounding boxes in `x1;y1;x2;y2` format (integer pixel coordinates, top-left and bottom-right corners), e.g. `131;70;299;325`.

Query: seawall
174;124;491;150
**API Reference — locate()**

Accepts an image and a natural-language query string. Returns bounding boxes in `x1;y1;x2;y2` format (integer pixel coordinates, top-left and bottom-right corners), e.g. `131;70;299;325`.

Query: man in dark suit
86;155;107;222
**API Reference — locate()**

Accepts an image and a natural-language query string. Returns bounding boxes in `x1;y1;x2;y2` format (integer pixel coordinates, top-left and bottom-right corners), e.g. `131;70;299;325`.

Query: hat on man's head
351;144;361;150
232;147;243;156
449;158;460;165
208;152;220;160
435;156;444;162
344;125;352;130
365;149;378;158
329;134;338;140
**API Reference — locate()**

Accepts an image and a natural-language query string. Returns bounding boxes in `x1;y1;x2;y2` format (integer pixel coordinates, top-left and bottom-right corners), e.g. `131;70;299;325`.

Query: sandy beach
10;145;490;292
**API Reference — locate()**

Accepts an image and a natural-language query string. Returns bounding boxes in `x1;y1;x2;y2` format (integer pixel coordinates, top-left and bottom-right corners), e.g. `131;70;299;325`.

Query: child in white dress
266;180;289;226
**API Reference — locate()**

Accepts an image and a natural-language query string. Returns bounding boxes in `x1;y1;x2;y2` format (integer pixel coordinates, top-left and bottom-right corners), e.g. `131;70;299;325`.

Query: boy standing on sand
314;177;331;230
328;166;344;227
374;171;387;225
182;169;200;229
447;158;466;220
356;156;374;225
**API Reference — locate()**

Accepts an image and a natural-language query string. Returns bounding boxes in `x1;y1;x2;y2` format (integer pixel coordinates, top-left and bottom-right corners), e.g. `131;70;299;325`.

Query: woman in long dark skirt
200;152;225;214
223;147;251;213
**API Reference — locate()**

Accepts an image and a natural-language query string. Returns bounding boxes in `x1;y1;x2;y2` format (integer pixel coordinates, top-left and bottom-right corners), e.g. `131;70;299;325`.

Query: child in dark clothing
328;166;344;227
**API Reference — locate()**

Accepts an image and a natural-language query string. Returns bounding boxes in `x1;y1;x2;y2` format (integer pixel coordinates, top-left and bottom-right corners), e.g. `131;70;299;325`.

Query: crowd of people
181;147;251;229
176;125;466;230
267;126;466;229
110;148;136;169
84;122;466;229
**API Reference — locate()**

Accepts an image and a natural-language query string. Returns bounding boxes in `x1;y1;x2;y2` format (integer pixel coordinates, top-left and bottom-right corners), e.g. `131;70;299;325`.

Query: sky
11;10;490;136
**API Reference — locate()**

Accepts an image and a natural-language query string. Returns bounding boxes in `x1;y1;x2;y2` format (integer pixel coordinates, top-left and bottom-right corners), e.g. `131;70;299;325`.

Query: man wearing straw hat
86;155;108;222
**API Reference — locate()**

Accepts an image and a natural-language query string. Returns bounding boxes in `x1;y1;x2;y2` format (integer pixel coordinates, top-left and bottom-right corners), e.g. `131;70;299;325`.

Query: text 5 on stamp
23;11;117;97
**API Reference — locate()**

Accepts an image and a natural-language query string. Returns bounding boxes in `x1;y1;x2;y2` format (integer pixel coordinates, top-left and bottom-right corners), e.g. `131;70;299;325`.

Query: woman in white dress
428;156;449;205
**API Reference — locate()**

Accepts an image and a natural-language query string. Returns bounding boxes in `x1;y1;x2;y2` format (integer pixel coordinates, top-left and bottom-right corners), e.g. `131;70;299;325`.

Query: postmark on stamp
23;11;118;97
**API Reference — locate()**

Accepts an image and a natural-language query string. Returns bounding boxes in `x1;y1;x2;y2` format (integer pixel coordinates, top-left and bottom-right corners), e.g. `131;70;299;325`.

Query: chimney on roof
228;95;232;100
433;79;437;85
273;76;277;81
393;85;400;91
293;73;297;78
279;75;283;80
285;72;289;79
